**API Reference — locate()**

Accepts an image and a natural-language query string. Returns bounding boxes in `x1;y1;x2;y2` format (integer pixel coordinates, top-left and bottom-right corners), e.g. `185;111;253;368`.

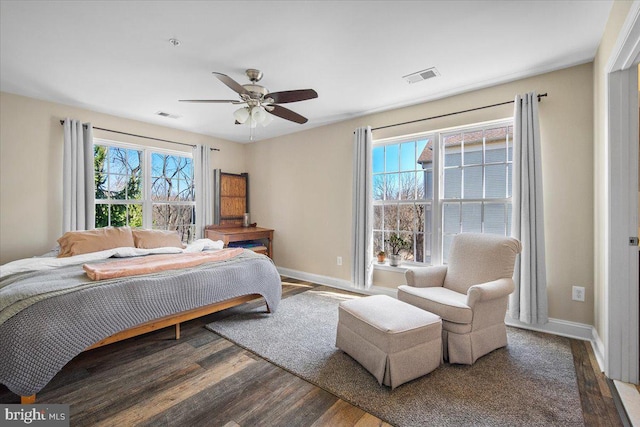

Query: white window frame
93;138;195;233
438;119;513;264
373;118;513;267
372;135;433;266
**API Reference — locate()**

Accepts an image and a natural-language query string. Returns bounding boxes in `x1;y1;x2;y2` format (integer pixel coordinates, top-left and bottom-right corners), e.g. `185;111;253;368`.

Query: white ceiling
0;0;613;143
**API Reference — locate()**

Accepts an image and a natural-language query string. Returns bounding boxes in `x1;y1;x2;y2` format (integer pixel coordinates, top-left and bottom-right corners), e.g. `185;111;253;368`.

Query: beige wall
0;92;246;264
0;61;606;326
592;0;634;344
247;63;595;325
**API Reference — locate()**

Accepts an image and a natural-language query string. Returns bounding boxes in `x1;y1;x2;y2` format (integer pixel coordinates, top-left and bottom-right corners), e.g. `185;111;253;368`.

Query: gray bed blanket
0;250;281;397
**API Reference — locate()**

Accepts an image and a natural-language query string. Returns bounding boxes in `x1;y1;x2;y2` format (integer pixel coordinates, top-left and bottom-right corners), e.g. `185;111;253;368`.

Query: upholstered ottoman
336;295;442;389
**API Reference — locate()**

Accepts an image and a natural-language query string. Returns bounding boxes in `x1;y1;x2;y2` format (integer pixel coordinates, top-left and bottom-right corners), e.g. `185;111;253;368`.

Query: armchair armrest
466;278;515;308
404;265;448;288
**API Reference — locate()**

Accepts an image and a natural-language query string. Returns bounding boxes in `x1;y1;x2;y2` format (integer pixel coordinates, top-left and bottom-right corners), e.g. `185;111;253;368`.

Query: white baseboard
278;267;599;347
591;328;606;373
276;267;398;297
505;316;594;341
505;317;606;372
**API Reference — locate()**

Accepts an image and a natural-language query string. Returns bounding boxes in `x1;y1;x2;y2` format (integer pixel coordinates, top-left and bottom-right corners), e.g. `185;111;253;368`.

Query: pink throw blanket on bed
83;248;244;281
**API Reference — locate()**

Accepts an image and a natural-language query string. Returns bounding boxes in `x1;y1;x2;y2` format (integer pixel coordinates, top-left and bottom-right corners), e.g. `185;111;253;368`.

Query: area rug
206;288;584;426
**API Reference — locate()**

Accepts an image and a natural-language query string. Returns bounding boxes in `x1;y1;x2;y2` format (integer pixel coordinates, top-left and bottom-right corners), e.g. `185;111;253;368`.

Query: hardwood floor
0;278;623;426
570;339;624;426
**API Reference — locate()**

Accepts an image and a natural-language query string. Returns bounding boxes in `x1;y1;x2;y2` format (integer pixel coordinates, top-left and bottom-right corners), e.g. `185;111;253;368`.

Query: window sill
373;262;409;272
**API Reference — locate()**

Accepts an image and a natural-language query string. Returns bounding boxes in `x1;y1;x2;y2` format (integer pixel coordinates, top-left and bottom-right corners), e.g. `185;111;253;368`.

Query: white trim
607;66;640;383
505;317;605;375
277;267;352;289
606;1;640;73
94;137;192;157
373;117;512;145
277;267;397;297
373;262;409;273
592;327;606;374
605;8;640;382
505;316;594;342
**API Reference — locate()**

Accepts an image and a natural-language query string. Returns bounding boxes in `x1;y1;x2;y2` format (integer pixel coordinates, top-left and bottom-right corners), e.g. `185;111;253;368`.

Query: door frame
606;1;640;383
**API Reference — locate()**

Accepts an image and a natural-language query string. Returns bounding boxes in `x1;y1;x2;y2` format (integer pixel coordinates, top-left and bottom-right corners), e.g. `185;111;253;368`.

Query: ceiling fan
180;69;318;127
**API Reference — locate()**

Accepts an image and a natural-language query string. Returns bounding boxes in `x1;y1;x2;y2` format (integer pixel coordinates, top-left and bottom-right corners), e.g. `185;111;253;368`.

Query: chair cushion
443;233;521;294
338;295;441;353
398;285;472;324
337;295;442;388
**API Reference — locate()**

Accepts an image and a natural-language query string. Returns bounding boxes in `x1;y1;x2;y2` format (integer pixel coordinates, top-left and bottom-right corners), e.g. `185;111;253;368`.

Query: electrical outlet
337;256;342;266
572;286;585;302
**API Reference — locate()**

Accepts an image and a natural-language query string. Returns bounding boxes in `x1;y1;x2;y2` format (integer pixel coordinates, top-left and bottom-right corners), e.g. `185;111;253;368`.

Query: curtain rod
371;93;548;132
59;120;220;151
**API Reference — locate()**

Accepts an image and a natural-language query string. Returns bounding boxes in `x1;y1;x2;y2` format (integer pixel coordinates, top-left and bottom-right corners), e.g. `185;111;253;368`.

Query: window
94;145;143;229
150;152;195;241
94;140;195;242
373;138;433;263
372;120;513;265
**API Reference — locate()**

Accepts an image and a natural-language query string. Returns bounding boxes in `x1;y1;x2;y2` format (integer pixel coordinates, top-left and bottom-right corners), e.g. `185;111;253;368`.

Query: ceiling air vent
155;111;181;119
403;67;440;84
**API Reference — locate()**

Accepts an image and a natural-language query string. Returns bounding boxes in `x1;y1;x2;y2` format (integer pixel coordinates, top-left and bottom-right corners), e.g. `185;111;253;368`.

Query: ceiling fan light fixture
233;107;250;124
261;112;274;127
181;69;317;132
251;106;267;123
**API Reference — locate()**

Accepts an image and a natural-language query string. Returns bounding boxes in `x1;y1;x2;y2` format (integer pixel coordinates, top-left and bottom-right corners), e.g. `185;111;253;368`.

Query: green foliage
385;233;412;255
128;204;143;227
93;145;193;242
93;145;142;228
94;146;109;228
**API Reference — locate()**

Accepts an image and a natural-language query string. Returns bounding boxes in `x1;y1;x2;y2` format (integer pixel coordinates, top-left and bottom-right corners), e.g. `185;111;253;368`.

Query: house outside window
94;139;195;242
373;119;513;265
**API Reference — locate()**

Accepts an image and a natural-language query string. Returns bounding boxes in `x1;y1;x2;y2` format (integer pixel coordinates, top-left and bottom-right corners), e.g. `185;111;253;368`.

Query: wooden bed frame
20;293;267;404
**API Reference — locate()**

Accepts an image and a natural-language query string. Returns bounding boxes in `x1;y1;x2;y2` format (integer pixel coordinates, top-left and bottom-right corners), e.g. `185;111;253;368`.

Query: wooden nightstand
205;226;274;259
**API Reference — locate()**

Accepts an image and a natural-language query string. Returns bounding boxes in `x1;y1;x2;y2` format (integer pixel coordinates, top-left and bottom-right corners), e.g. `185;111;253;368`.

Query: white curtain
509;92;548;324
352;126;374;289
62;118;94;232
193;144;213;239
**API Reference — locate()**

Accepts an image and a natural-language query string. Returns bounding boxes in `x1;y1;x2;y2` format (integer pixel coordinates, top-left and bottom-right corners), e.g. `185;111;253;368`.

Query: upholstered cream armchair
398;233;521;365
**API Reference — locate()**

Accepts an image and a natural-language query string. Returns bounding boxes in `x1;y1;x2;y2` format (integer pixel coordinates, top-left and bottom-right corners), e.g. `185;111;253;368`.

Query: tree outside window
94;145;143;228
373;138;432;263
150;152;195;242
94;142;195;243
372;120;512;266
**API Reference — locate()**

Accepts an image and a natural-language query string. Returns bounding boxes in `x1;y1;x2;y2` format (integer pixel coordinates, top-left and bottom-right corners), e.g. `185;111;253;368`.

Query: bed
0;235;282;403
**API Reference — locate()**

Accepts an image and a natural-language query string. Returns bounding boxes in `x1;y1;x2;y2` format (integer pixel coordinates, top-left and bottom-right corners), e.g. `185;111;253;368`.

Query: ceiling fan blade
179;99;240;103
268;105;308;124
266;89;318;104
212;72;249;96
